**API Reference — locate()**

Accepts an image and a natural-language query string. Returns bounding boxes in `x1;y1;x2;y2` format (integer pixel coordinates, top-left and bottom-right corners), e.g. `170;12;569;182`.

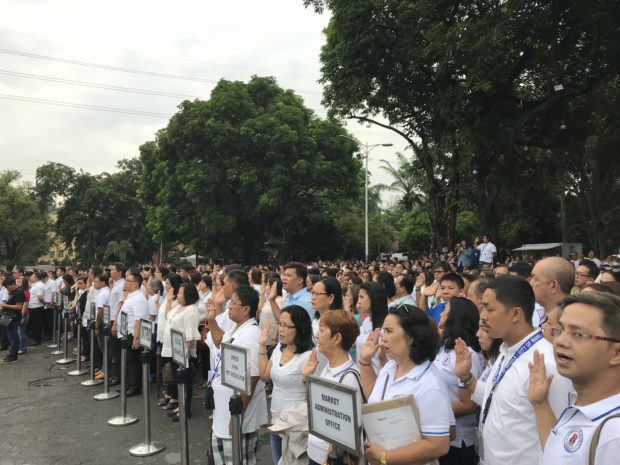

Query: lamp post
340;135;393;262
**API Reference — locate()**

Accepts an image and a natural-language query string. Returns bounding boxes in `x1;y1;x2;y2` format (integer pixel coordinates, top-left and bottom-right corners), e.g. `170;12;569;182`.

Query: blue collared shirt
283;287;314;320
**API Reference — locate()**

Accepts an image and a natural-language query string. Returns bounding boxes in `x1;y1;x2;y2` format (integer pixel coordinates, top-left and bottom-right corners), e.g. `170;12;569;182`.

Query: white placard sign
139;319;153;349
62;295;69;311
171;329;187;366
103;305;111;325
221;342;251;394
89;302;96;320
119;311;128;337
307;375;362;456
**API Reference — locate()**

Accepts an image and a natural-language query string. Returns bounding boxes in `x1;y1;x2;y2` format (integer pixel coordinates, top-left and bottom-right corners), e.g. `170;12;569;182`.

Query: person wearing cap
528;292;620;464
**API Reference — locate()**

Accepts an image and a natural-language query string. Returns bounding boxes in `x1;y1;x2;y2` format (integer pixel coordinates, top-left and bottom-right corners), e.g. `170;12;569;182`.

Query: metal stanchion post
56;312;76;365
230;391;244;465
50;310;63;355
108;337;138;426
47;306;58;348
177;367;190;465
129;349;165;456
94;324;119;401
327;447;345;465
81;319;103;386
68;314;87;376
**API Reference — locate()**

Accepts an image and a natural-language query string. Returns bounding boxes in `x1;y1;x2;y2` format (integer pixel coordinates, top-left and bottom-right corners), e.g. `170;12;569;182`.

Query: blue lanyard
481;330;544;425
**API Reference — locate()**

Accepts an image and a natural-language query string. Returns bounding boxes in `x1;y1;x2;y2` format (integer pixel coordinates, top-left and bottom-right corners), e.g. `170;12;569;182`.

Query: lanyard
332;361;355;379
481;330;544;426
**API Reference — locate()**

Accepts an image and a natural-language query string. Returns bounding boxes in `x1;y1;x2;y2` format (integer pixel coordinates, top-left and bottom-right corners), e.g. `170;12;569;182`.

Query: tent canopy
512;243;562;251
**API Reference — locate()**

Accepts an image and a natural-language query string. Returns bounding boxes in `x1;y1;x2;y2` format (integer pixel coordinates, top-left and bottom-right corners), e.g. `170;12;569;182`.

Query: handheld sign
171;329;187;366
139;319;153;349
52;291;58;308
89;302;96;321
119;311;128;337
62;295;69;311
102;305;111;326
221;342;251;394
307;375;362;456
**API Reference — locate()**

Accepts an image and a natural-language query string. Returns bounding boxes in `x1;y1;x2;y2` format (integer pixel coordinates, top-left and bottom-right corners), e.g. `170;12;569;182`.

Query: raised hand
258;323;272;346
268;281;278;302
214;289;226;310
454;338;473;379
302;348;319;378
205;298;217;323
528;350;553;406
360;328;381;365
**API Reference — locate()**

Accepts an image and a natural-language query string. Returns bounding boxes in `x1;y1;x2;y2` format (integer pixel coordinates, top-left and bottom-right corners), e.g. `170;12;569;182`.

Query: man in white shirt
28;272;46;345
391;273;416;307
116;269;148;397
455;274;572;465
529;292;620;464
108;262;126;386
530;257;574;321
93;273;110;375
41;271;56;341
477;235;497;268
206;285;267;465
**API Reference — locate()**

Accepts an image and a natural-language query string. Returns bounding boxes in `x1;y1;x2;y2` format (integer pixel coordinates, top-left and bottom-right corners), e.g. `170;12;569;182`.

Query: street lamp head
381;143;393;147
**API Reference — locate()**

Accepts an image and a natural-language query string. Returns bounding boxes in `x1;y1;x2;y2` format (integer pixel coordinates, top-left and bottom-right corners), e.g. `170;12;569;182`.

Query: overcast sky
0;0;405;203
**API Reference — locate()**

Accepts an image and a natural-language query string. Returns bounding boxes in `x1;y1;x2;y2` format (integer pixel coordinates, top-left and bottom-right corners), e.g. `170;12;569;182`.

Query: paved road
0;338;273;465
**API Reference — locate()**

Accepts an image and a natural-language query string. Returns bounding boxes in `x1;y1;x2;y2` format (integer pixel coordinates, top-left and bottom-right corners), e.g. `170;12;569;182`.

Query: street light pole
340;136;393;263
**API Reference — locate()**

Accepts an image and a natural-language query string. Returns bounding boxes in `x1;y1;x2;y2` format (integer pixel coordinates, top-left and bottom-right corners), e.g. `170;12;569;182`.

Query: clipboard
362;395;438;465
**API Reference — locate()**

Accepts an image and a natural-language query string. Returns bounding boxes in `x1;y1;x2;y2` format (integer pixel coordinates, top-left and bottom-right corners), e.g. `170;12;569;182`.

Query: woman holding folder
359;304;453;465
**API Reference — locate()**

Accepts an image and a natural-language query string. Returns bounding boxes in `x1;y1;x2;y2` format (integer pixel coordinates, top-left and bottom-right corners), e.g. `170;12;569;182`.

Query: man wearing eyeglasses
528;292;620;464
574;260;599;293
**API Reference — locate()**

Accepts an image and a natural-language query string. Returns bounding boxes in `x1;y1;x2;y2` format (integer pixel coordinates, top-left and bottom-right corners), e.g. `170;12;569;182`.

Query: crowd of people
1;246;619;465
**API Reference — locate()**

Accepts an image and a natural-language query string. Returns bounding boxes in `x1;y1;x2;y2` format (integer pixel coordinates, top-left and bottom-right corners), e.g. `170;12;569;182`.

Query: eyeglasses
125;279;138;283
549;327;620;343
575;272;592;279
311;291;328;296
277;323;296;330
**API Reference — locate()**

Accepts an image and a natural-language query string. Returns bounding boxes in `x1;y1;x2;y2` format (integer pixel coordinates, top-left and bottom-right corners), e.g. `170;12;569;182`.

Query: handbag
0;311;15;327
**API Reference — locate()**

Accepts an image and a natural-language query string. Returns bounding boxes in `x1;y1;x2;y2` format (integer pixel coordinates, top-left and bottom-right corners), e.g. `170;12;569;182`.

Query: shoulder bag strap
589;412;620;465
339;368;367;403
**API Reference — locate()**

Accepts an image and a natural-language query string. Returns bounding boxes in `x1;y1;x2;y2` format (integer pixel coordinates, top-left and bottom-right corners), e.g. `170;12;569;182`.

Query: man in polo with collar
455;274;572;465
268;261;312;320
529;292;620;464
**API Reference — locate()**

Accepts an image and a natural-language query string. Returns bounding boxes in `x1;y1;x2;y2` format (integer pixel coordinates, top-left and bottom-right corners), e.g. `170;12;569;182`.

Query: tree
377;153;425;212
304;0;620;248
34;162;76;211
0;171;48;268
55;159;154;265
139;76;362;262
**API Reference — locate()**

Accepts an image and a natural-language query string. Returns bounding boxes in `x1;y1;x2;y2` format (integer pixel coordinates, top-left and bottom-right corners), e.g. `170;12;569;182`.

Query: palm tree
377;152;425;211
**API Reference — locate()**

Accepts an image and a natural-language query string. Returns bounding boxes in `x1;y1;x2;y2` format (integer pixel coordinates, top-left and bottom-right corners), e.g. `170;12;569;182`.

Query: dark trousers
110;335;122;379
42;307;54;339
28;306;44;343
171;358;195;417
125;334;142;392
80;326;89;356
439;444;478;465
6;318;20;360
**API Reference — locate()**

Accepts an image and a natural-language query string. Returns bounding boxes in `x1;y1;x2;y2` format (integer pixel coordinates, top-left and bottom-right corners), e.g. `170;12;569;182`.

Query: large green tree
0;171;48;268
304;0;620;250
54;159;154;265
139;76;362;262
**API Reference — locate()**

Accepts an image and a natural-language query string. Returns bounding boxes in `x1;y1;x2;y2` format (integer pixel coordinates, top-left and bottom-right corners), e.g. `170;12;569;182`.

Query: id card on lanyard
478;330;544;462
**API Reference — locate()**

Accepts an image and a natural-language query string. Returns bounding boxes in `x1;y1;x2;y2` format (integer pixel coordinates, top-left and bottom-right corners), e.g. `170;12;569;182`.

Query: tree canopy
139;75;363;262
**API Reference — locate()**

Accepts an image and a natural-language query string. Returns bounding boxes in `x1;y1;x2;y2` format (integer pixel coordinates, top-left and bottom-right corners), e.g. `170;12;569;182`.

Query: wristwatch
380;450;388;465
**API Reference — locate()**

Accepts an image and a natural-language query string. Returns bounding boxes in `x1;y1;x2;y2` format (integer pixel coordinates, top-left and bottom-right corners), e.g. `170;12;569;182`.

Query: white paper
362;404;421;450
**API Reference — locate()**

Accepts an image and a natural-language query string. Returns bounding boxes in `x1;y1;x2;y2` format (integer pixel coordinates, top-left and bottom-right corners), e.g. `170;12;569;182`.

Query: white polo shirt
434;345;483;447
368;359;454;437
43;279;55;305
28;281;45;309
95;286;110;310
168;303;200;357
117;289;148;337
0;286;7;303
210;317;267;438
472;329;573;465
543;392;620;465
108;278;124;321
